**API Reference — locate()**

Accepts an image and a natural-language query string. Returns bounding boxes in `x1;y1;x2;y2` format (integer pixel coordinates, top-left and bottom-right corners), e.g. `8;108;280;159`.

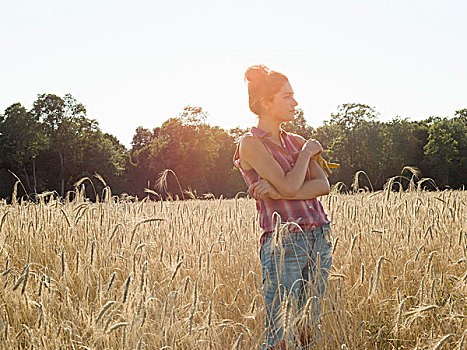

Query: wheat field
0;185;466;349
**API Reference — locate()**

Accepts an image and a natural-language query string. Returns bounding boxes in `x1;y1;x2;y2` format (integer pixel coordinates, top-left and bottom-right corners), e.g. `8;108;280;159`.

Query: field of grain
0;187;466;349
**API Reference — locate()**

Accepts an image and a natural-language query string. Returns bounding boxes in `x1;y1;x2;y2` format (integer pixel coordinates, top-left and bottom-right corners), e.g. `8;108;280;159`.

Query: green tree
228;127;249;144
149;109;218;196
379;118;427;187
452;109;467;187
31;94;86;196
76;127;127;196
314;103;381;187
282;108;314;139
30;93;127;197
206;126;245;197
0;103;48;196
126;106;247;198
455;109;467;118
424;117;459;186
423;112;467;188
126;126;157;196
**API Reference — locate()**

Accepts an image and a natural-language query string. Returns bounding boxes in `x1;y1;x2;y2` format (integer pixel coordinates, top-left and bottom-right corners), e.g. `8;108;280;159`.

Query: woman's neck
257;118;282;142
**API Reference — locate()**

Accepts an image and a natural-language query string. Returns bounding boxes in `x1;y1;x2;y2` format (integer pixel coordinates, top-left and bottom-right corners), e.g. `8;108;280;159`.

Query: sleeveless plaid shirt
233;127;330;243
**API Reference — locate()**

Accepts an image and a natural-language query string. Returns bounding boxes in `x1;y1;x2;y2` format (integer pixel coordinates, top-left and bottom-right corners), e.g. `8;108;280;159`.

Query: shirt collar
250;126;287;139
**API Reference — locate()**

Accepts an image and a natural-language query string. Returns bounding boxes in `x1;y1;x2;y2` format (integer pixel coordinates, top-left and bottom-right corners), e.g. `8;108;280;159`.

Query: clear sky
1;0;466;147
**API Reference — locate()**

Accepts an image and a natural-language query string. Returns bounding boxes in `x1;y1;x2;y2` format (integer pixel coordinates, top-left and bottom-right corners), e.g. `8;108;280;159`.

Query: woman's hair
244;65;288;116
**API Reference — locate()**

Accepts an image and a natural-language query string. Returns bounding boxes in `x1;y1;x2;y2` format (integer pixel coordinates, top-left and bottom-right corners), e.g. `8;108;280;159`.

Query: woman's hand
248;179;281;200
302;139;323;157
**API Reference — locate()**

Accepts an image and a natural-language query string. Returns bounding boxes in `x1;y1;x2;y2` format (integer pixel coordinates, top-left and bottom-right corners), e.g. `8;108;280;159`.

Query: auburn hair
244;65;288;116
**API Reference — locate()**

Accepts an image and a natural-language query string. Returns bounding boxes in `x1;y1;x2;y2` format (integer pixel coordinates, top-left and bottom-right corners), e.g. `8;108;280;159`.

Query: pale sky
1;0;466;147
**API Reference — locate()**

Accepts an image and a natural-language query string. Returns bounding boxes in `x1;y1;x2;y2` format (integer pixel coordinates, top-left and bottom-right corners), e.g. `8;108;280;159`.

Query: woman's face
267;81;298;122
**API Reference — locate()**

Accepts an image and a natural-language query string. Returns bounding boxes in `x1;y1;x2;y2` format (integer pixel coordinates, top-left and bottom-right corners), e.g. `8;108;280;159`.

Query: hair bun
244;64;288;116
244;65;271;86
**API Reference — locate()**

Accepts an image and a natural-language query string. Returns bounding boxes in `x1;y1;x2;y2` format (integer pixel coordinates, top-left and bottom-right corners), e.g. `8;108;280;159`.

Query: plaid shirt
233;127;330;244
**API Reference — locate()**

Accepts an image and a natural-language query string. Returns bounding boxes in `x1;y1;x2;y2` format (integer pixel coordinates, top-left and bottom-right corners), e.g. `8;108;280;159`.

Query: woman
233;65;333;349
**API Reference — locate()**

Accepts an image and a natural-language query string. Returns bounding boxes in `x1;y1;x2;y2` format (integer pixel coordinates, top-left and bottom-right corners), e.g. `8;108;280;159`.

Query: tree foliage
282;108;314;139
1;95;466;199
127;107;242;198
0;94;127;199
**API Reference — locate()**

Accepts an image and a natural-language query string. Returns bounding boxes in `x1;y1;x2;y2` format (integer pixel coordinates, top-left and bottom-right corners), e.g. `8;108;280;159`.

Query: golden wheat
0;188;466;348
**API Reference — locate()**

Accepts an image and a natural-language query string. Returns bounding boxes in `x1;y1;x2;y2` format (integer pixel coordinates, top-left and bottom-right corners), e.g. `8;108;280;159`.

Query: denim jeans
260;223;333;349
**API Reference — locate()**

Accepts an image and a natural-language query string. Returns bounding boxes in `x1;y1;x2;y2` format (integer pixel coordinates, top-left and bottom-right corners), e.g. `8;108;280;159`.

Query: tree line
1;94;466;200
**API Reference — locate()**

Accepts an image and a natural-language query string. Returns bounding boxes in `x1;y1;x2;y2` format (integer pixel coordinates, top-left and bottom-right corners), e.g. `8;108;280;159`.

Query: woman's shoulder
235;133;260;171
239;132;261;150
237;132;272;166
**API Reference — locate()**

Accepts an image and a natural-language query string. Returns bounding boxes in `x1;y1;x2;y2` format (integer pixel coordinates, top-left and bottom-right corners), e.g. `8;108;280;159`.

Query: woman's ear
259;97;271;113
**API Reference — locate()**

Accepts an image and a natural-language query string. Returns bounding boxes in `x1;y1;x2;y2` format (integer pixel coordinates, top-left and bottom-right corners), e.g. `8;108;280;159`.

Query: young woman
233;65;333;349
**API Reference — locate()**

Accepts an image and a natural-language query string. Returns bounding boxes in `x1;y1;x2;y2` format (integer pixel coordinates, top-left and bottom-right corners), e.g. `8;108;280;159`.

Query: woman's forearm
278;149;313;197
277;178;330;200
275;159;330;200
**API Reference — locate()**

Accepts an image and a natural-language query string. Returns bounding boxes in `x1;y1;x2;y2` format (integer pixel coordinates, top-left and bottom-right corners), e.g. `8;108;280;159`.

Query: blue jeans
260;224;333;349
